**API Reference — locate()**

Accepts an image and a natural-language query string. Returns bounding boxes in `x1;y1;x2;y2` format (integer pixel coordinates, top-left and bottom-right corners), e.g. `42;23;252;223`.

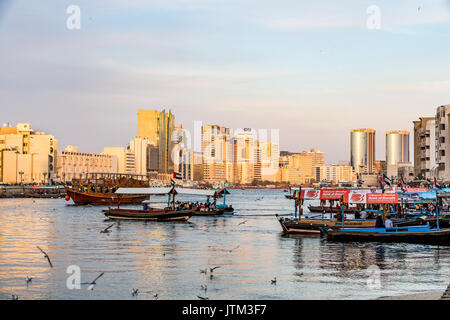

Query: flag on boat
173;172;183;179
383;174;392;186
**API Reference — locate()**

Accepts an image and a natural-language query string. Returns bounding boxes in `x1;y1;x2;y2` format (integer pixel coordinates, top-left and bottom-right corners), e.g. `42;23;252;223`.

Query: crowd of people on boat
174;201;217;211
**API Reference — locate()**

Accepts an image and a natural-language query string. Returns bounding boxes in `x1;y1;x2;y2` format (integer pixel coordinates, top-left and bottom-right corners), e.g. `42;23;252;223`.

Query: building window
441;150;445;156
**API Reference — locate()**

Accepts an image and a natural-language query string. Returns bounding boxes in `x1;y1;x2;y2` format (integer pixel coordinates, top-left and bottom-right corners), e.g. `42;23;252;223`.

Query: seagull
153;293;159;300
37;246;53;268
271;277;277;285
100;223;114;234
26;276;33;285
229;245;240;252
11;294;19;300
201;284;207;292
197;295;209;300
209;266;220;273
82;272;104;290
210;274;214;280
131;288;139;296
200;268;207;274
238;220;248;226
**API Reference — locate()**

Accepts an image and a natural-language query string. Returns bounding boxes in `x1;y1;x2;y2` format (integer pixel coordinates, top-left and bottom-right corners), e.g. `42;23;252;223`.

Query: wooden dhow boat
64;173;150;205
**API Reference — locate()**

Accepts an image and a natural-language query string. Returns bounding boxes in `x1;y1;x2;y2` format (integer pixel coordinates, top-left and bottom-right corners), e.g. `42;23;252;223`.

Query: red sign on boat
345;191;398;204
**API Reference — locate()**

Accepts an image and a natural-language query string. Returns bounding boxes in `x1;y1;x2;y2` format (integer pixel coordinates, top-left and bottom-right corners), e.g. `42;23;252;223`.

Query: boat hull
66;188;148;205
275;214;376;235
192;209;225;216
103;208;194;221
326;227;450;245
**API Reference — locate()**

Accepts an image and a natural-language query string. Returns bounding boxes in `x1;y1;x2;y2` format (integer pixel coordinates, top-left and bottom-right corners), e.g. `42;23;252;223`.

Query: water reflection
0;190;449;300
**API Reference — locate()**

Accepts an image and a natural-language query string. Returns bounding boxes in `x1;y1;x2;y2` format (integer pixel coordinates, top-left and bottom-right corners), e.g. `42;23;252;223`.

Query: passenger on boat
375;214;384;228
384;215;394;229
143;203;149;211
360;210;367;219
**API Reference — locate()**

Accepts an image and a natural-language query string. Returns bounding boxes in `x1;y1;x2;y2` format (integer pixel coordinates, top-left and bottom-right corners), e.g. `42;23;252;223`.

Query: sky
1;0;450;163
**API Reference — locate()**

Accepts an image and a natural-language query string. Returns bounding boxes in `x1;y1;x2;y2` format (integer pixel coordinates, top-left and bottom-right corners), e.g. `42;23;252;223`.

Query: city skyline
1;1;450;162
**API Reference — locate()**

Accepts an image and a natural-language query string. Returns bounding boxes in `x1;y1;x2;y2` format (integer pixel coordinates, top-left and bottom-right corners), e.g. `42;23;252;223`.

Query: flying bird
271;277;277;285
209;266;220;273
201;284;207;292
11;294;19;300
37;246;53;268
200;268;207;274
26;277;33;285
131;288;139;296
229;245;240;252
100;223;114;234
238;220;248;226
82;272;104;290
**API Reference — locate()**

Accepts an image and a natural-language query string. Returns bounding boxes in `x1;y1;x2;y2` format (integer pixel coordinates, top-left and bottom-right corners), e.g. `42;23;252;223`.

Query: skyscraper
386;130;410;166
350;129;376;174
137;109;175;174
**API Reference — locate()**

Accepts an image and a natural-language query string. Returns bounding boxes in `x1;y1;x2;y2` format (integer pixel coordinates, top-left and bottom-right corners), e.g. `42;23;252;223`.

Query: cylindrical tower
386;130;410;166
350;129;376;173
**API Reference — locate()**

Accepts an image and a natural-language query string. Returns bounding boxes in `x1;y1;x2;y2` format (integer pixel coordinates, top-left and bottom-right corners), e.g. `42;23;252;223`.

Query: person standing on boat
375;214;384;228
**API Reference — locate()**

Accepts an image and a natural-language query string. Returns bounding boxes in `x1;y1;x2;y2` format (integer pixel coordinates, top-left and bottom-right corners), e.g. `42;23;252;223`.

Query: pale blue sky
1;0;450;163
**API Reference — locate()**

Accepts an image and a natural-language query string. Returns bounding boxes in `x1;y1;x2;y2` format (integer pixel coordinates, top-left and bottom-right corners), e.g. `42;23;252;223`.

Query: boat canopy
115;187;218;197
174;188;217;197
115;187;172;195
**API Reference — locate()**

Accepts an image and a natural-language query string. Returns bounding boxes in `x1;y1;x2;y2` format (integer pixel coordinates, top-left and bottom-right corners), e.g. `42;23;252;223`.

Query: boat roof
115;187;172;195
115;187;217;196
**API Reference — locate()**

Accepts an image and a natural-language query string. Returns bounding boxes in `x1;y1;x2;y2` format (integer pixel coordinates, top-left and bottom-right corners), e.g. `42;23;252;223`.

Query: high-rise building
201;125;234;183
385;130;410;178
435;104;450;181
386;130;410;166
350;128;376;174
235;128;259;184
413;117;436;179
260;141;279;181
137;109;175;174
102;147;136;174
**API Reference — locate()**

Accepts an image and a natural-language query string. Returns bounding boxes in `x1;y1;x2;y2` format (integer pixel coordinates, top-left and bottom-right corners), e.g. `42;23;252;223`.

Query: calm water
0;189;449;300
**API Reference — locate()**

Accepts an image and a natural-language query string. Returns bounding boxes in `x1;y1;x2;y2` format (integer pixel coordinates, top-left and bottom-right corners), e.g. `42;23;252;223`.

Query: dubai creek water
0;189;449;300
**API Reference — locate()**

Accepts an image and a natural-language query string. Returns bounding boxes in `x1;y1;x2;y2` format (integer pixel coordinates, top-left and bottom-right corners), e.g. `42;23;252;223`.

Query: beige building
58;146;118;182
413;117;436;180
0;123;57;184
260;141;280;181
102;147;136;174
314;164;354;183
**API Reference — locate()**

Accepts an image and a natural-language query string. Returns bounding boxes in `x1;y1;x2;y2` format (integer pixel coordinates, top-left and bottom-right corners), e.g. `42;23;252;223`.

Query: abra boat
276;214;376;235
307;205;358;214
103;207;194;221
325;224;450;245
324;190;450;245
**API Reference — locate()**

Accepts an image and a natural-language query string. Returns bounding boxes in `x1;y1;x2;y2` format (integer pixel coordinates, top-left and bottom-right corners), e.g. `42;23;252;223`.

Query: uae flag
170;179;176;186
173;172;182;180
383;174;392;186
434;177;442;189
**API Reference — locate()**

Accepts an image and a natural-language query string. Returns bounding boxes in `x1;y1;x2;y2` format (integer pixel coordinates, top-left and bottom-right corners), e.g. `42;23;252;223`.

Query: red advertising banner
405;188;429;193
345;191;398;204
320;190;349;199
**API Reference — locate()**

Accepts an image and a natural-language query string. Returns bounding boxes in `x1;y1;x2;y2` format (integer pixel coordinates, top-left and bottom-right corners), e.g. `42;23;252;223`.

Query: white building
435;105;450;182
